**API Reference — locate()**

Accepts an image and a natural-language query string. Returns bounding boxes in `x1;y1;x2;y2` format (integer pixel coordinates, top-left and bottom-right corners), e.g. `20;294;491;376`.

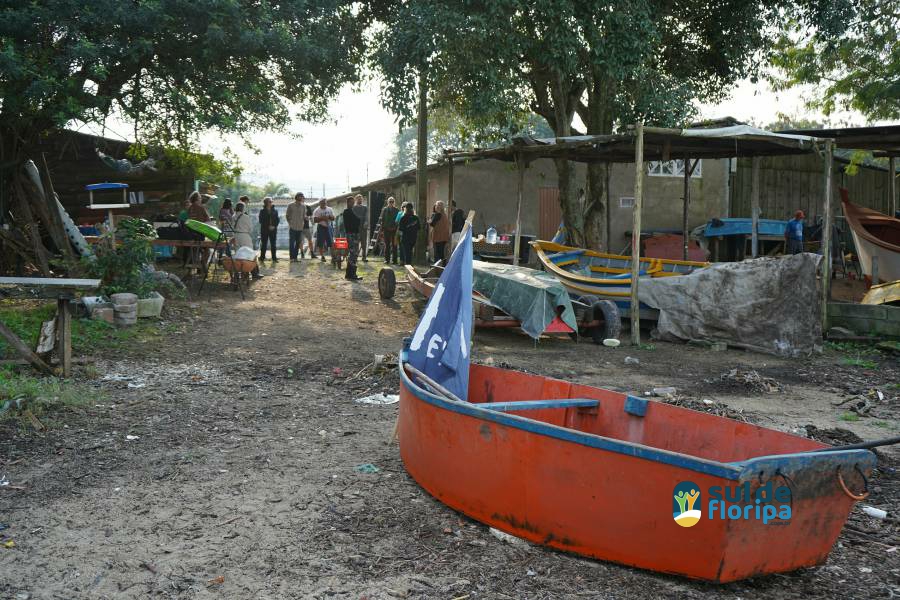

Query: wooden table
0;277;101;377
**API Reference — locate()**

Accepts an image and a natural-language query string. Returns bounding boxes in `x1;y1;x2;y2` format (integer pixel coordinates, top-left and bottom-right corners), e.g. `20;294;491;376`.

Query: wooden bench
0;277;101;377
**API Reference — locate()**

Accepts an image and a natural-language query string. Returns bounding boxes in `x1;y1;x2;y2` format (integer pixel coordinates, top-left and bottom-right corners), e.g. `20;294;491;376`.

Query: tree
0;0;364;268
372;1;843;249
262;182;292;198
771;0;898;121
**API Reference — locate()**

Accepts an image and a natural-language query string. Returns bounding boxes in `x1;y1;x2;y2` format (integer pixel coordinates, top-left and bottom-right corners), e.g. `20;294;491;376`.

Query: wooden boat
531;240;707;318
405;264;574;334
841;190;900;283
399;349;876;582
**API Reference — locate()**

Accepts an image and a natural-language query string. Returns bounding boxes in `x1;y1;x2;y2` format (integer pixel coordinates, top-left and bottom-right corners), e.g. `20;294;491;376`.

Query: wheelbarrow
332;237;349;269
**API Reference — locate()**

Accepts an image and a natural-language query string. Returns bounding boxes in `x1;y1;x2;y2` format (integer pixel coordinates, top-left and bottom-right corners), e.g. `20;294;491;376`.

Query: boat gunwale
400;356;874;481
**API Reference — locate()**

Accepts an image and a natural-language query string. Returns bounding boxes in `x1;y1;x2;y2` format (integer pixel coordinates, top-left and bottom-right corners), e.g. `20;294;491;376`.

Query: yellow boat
531;240;708;317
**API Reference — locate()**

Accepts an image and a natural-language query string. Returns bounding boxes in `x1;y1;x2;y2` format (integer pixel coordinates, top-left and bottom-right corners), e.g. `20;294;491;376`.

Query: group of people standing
184;189;465;283
378;197;464;266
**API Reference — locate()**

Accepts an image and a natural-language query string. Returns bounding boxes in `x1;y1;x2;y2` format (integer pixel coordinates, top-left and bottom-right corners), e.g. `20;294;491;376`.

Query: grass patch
825;341;881;356
0;299;166;359
0;367;95;421
873;421;892;429
841;357;878;369
839;411;861;422
638;343;656;351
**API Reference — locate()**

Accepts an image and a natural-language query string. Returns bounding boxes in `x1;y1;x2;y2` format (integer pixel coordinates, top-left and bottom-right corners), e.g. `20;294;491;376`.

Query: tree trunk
582;74;615;250
555;157;582;246
584;162;609;250
545;73;583;246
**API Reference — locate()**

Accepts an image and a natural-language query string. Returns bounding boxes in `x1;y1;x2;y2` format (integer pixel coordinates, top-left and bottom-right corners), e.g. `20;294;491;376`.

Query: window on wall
647;159;702;178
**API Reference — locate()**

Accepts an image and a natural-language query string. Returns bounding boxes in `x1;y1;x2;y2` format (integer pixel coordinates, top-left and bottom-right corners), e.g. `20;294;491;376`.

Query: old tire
589;299;621;345
378;268;397;299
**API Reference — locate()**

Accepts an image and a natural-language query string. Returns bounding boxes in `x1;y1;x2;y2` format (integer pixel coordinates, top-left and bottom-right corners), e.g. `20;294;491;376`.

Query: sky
85;76;876;198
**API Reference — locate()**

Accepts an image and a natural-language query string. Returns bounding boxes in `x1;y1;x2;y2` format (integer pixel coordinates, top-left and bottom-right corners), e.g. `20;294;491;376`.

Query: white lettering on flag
426;334;446;358
410;283;445;351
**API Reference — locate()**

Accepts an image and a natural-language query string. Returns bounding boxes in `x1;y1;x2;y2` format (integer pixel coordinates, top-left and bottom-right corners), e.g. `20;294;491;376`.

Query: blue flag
407;227;473;401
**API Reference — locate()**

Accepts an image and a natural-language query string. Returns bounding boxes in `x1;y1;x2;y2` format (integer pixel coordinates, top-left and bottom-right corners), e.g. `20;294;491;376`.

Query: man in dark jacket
450;200;465;254
258;197;280;261
398;203;421;266
342;197;363;280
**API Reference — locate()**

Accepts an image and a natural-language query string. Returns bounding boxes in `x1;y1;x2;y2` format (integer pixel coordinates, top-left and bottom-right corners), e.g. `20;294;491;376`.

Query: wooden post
750;157;761;258
630;123;644;346
0;319;53;376
604;164;612;253
890;156;897;217
821;139;834;332
56;297;72;378
415;68;428;264
447;156;455;210
513;154;524;266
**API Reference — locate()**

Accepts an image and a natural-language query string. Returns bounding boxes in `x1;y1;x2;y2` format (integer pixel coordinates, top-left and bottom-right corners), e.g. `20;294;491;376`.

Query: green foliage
771;0;899;120
839;411;861;422
262;182;292;198
369;0;813;248
841;357;878;369
0;0;365;152
825;340;881;356
82;217;158;297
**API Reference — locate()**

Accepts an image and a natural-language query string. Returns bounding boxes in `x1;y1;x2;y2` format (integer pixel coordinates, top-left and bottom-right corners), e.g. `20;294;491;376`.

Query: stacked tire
111;293;138;327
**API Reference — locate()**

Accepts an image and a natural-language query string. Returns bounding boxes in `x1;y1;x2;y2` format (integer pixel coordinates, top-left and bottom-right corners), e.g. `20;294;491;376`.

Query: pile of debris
704;368;783;394
660;395;756;423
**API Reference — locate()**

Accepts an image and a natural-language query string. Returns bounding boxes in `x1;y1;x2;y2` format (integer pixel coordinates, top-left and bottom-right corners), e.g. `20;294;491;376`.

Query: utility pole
415;67;429;264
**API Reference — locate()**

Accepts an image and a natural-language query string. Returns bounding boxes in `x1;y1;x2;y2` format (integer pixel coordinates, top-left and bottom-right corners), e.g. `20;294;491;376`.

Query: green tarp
472;260;578;339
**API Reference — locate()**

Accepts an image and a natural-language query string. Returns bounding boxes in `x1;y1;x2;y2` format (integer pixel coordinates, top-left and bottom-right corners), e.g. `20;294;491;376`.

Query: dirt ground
1;257;899;599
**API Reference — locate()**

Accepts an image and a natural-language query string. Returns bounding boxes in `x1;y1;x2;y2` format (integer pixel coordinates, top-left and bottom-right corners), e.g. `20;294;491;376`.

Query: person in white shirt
232;199;262;279
312;199;335;262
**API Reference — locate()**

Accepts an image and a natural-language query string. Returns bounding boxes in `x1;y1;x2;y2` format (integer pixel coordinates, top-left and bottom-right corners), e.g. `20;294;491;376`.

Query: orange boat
398;346;876;582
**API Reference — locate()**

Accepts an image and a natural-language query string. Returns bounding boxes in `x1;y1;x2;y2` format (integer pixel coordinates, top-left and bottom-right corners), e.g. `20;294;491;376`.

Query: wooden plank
630;123;644;345
483;399;599;411
36;319;56;355
0;319;53;375
0;277;101;289
750;157;760;258
56;298;72;378
821;139;834;332
891;157;897;217
513;154;524;266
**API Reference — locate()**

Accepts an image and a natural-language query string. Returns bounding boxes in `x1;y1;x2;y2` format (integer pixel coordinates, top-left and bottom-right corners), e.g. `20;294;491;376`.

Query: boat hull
841;192;900;283
399;359;875;582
